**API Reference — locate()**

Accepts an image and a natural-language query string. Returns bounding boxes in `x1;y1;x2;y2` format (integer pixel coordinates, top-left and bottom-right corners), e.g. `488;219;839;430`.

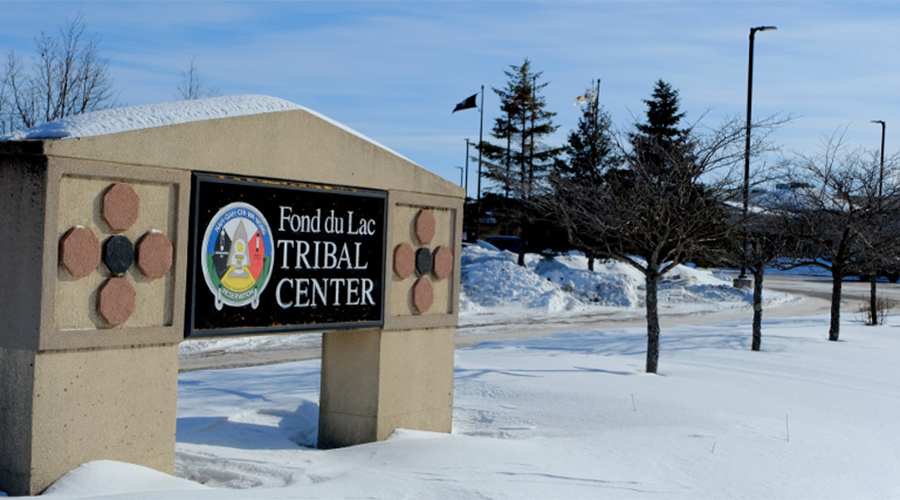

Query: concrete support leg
0;345;178;496
318;327;455;449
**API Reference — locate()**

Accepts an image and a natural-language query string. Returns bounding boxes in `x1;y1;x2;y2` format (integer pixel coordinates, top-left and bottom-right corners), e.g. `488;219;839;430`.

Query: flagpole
476;84;484;241
464;138;470;197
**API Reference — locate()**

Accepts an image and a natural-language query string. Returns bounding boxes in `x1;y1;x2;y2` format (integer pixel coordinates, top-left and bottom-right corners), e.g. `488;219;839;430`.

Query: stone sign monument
0;96;463;495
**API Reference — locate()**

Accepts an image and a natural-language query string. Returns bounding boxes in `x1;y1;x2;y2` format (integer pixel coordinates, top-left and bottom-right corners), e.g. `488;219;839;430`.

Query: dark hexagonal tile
103;235;134;275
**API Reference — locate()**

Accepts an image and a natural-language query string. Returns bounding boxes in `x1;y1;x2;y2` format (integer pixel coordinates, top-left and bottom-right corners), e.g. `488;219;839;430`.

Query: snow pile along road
460;246;793;315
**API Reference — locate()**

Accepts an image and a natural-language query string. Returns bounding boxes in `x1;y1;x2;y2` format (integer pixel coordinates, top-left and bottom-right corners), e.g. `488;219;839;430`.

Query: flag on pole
453;94;478;113
572;88;598;106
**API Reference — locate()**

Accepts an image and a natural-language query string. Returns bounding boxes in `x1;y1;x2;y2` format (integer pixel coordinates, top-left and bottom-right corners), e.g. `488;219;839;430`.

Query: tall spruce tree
478;59;562;265
628;80;692;180
559;81;620;182
480;59;561;201
556;80;621;269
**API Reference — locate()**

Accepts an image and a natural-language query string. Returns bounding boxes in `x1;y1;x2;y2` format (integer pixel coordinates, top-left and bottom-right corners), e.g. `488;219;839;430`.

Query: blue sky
2;1;898;197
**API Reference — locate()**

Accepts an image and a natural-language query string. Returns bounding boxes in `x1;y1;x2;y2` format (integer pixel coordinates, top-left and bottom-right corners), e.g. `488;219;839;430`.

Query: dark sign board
186;173;386;337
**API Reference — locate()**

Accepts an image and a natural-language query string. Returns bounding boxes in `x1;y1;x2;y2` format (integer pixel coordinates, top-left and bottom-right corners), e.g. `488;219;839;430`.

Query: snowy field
8;248;900;499
22;314;900;499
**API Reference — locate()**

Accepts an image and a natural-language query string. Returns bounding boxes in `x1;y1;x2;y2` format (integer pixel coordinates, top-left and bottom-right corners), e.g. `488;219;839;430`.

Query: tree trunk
829;271;843;341
870;276;878;326
588;255;594;272
752;268;764;351
517;225;526;267
504;119;511;199
645;271;660;373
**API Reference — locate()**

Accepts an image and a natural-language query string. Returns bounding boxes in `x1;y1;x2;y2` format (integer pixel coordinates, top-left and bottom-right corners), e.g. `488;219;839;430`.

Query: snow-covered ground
22;314;900;499
180;247;796;360
8;248;900;499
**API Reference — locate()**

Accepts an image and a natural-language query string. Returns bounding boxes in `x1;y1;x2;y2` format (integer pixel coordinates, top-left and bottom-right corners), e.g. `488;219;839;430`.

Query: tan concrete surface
376;327;454;438
0;345;178;495
34;110;463;200
318;329;382;447
0;155;48;352
39;158;190;351
384;191;462;332
390;204;454;317
318;327;455;448
55;173;179;331
0;348;36;496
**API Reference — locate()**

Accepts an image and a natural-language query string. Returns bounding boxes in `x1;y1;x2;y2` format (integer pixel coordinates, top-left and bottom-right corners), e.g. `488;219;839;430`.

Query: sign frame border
185;171;387;338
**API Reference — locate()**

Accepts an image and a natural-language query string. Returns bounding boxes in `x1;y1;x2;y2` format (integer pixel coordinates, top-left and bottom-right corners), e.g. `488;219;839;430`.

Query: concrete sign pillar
0;150;188;496
319;193;460;448
0;102;463;495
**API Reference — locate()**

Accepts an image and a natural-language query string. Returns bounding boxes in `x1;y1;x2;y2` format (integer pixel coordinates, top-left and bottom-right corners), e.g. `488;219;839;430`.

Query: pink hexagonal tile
432;246;454;280
59;226;101;278
101;183;140;231
414;209;436;245
393;242;415;279
97;277;136;326
136;231;173;279
412;278;433;314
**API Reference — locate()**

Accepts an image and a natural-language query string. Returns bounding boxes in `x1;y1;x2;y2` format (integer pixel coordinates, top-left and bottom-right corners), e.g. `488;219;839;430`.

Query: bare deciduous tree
177;56;220;100
545;117;769;373
774;131;900;341
732;219;801;351
1;13;116;133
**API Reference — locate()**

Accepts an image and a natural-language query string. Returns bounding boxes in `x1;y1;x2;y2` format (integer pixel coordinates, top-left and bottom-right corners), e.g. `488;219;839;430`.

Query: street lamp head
755;26;777;32
872;120;885;125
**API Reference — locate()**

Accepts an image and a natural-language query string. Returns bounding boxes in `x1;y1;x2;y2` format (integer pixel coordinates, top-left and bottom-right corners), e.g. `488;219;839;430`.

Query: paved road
178;274;900;372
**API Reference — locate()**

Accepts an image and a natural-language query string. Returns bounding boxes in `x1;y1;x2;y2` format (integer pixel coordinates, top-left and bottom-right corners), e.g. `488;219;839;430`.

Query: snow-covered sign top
0;94;412;164
0;95;302;140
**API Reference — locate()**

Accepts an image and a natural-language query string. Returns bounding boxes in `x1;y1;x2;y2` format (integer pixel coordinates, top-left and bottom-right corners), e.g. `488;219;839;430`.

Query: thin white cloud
2;1;899;189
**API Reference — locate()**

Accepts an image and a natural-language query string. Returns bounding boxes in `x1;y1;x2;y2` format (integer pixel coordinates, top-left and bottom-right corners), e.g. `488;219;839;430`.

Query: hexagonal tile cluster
58;182;174;327
392;209;454;314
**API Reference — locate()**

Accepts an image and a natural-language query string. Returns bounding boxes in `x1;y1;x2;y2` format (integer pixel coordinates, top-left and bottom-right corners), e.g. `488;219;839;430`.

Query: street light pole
869;120;886;325
738;25;777;286
455;166;464;187
872;120;886;201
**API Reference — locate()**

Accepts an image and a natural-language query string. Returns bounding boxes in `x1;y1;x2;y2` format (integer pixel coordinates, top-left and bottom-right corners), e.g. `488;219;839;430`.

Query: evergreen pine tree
628;79;692;180
478;59;563;265
558;80;621;183
479;59;561;201
554;80;621;270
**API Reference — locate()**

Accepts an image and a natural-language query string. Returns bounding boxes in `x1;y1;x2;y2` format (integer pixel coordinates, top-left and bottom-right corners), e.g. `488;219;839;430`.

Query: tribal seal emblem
201;202;274;310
